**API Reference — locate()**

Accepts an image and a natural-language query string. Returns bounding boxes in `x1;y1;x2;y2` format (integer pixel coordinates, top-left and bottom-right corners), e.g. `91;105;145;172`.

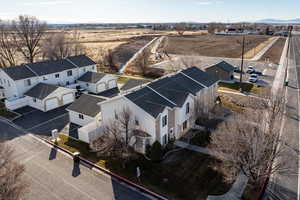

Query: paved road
267;35;300;200
0;120;155;200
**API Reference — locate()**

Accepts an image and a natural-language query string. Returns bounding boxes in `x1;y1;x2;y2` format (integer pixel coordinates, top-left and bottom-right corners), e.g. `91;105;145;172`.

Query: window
66;81;70;85
135;119;139;126
79;114;84;119
25;79;31;86
163;134;167;145
114;111;118;120
83;68;86;72
162;115;167;127
86;83;89;87
7;80;10;87
183;120;188;130
67;70;72;76
55;74;60;78
186;102;190;114
0;79;3;85
92;66;95;70
43;76;47;81
33;98;37;103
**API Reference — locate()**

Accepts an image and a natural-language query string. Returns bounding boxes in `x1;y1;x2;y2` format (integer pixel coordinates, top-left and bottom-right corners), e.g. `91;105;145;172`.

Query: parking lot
13;105;70;136
153;55;278;87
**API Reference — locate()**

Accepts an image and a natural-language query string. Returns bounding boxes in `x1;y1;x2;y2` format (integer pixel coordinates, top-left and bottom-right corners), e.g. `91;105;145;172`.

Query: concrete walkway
207;172;249;200
174;140;217;157
251;37;279;61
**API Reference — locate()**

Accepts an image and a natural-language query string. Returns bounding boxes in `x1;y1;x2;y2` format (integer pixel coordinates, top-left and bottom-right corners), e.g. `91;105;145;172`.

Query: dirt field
164;35;272;58
67;29;207;67
259;37;286;64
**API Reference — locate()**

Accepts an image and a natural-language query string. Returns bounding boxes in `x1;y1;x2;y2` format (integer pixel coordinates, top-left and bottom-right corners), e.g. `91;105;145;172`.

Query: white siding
100;96;157;144
0;64;96;99
28;97;45;111
68;110;99;127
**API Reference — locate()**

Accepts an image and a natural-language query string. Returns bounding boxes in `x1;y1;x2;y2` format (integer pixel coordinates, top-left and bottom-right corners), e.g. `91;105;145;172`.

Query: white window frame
79;114;84;119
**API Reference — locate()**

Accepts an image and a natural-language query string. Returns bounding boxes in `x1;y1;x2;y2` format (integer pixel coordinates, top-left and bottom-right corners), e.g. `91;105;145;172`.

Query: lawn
218;81;263;94
55;134;233;200
0;101;18;120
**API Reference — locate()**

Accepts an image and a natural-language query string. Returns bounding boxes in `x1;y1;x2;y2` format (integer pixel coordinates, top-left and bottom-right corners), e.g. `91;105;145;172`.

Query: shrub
150;141;164;162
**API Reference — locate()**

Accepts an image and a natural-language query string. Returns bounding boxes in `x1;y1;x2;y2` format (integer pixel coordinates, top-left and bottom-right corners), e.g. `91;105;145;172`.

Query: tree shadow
72;161;81;177
49;147;57;160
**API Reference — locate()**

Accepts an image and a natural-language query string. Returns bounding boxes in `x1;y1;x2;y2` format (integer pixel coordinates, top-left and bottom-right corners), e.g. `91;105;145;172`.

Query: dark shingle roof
67;94;106;117
24;83;58;100
3;65;37;80
77;72;106;83
125;87;175;118
96;87;120;98
207;61;236;72
182;66;219;87
120;79;148;91
148;77;190;107
66;55;96;67
26;59;75;76
3;55;96;81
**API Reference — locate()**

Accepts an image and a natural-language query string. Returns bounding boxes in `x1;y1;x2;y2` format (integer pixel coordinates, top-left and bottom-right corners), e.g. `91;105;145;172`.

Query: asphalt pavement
0;120;155;200
266;35;300;200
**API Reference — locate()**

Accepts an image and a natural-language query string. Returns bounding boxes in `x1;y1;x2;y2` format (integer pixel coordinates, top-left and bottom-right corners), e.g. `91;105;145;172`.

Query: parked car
246;66;255;74
253;71;262;76
249;74;258;83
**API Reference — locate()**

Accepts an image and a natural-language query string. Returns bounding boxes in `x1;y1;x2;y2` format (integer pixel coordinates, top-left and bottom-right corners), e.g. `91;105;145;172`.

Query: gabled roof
125;87;175;118
3;65;37;80
181;66;219;87
24;83;59;100
120;79;148;91
96;87;120;98
206;61;236;72
67;94;106;117
26;59;75;76
66;55;96;67
2;55;96;81
148;77;190;107
125;66;217;118
77;72;106;83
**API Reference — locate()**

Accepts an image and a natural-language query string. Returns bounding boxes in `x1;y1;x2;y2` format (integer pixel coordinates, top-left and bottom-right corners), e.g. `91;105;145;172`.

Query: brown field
259;37;286;64
65;29;207;65
164;35;272;58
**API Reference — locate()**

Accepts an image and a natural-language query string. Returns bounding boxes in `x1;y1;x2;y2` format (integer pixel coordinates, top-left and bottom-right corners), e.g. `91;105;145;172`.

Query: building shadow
72;161;81;177
49;147;57;160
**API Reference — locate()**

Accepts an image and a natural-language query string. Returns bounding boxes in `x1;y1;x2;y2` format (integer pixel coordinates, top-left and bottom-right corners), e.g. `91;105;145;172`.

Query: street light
237;35;251;83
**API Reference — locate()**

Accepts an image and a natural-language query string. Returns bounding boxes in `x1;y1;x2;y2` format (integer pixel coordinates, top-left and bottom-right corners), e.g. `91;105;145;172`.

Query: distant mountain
256;18;300;24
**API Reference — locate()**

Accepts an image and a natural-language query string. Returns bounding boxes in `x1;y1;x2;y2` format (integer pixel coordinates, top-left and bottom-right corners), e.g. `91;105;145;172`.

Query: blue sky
0;0;299;23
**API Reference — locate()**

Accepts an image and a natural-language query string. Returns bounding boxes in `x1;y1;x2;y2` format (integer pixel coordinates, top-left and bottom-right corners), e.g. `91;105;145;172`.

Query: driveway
0;120;154;200
13;105;70;136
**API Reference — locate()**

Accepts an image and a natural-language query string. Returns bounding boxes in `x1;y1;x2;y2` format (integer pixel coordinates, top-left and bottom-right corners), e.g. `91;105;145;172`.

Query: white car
249;74;258;83
246;66;255;74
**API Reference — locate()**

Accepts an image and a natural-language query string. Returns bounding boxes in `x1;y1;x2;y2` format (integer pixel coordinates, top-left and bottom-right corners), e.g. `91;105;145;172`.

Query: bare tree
70;28;86;56
41;32;72;60
0;143;28;199
137;50;150;75
12;15;47;63
0;21;18;67
174;23;187;36
210;94;292;186
97;48;116;72
91;107;134;159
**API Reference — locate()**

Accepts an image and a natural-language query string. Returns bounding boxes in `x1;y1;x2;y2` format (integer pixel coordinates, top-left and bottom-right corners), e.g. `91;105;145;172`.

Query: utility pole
284;25;293;86
240;35;245;83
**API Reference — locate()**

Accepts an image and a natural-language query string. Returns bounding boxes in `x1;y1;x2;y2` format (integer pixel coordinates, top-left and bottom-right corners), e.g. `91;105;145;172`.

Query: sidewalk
251;37;279;61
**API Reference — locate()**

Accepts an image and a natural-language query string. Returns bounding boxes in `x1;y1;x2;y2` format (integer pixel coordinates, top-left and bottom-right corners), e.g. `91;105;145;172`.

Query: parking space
13;105;70;136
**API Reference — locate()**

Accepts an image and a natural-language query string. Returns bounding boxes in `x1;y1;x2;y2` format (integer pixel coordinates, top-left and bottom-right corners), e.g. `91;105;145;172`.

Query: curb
42;138;168;200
